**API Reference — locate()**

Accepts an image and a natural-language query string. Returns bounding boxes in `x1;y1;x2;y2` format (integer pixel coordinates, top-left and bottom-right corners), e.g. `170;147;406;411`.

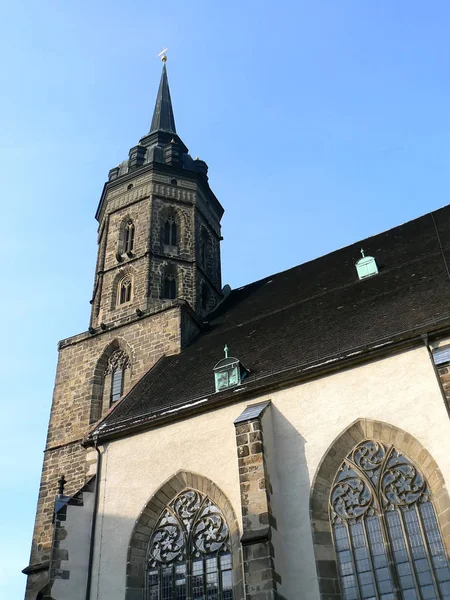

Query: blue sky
2;1;450;597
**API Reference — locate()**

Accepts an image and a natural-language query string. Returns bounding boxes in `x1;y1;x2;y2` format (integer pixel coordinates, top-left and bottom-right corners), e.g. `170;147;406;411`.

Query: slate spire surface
149;62;177;134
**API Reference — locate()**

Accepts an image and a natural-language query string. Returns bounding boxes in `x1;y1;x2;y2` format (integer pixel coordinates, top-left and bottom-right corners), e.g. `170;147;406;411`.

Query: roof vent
356;249;378;280
214;345;248;392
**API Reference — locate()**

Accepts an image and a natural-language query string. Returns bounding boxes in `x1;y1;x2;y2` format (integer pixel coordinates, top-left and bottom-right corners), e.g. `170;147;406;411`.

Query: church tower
24;57;225;599
91;57;223;328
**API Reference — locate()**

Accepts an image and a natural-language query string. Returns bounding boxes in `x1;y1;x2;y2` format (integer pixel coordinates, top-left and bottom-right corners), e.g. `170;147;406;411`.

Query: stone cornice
96;163;223;223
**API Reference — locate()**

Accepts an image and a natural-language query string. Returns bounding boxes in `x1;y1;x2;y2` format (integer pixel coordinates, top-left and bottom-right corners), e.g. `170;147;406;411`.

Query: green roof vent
356;249;378;280
214;345;248;392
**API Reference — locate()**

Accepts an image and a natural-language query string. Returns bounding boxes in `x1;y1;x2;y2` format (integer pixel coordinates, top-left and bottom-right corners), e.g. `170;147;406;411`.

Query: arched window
124;220;135;254
105;349;130;404
164;215;177;246
118;276;132;305
163;273;177;300
330;440;450;600
147;489;233;600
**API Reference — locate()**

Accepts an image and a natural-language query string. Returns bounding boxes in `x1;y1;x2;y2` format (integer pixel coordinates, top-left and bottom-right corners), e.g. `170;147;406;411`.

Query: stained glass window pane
111;367;123;403
365;516;395;595
333;525;358;600
206;556;219;600
161;566;173;600
385;509;418;598
349;522;377;599
148;569;159;600
175;564;186;600
192;559;205;600
420;503;450;598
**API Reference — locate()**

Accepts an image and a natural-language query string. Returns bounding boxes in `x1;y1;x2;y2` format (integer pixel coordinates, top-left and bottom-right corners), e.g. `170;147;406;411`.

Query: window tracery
118;275;132;305
105;350;130;404
147;489;233;600
330;440;450;600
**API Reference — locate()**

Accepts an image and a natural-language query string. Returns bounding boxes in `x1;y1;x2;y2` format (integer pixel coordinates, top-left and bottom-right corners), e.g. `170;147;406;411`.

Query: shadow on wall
268;404;320;600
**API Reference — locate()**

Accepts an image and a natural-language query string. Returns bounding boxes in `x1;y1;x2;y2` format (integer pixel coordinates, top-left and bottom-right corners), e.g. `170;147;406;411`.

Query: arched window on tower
330;439;450;600
163;272;177;300
147;489;234;600
118;275;132;305
105;349;130;404
124;220;135;255
164;215;177;247
116;217;136;262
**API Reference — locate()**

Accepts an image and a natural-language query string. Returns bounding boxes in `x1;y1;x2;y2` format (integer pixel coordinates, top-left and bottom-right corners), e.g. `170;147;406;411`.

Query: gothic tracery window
125;220;135;254
164;215;177;246
330;440;450;600
118;275;132;305
105;350;130;404
147;489;233;600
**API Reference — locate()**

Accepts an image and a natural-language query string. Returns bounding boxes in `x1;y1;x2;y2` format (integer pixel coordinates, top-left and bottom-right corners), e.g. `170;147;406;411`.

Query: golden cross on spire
157;47;168;63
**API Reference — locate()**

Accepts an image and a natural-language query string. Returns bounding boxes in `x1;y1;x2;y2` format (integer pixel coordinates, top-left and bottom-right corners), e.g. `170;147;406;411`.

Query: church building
24;56;450;600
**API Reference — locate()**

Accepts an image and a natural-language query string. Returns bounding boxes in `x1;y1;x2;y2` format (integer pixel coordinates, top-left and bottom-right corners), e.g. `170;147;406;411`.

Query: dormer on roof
356;249;378;280
214;345;248;392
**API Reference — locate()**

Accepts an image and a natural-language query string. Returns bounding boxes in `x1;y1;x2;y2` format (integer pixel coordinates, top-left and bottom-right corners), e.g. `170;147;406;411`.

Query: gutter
85;438;102;600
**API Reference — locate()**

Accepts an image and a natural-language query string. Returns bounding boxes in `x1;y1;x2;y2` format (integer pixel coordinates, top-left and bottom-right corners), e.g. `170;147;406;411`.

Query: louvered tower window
147;489;233;600
163;274;177;299
164;215;177;246
330;440;450;600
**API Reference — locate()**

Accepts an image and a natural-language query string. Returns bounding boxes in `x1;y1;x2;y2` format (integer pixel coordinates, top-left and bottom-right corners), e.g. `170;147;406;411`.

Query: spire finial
360;248;365;258
157;47;168;63
224;344;229;359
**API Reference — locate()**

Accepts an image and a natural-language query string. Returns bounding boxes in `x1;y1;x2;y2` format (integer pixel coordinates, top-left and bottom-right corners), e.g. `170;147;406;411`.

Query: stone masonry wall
95;196;152;327
28;305;187;574
234;402;283;600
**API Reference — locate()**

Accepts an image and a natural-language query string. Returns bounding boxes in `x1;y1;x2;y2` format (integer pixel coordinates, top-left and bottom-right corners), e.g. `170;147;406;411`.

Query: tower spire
149;58;176;135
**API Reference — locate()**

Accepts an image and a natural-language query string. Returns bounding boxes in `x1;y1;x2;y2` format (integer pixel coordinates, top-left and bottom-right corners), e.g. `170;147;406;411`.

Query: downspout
422;334;450;420
86;437;102;600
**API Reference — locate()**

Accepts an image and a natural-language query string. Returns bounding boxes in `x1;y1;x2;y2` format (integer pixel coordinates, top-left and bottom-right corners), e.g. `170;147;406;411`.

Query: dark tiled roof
93;205;450;438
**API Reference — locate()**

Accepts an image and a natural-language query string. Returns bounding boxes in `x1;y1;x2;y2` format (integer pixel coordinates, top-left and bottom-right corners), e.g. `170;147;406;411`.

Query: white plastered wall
90;345;450;600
